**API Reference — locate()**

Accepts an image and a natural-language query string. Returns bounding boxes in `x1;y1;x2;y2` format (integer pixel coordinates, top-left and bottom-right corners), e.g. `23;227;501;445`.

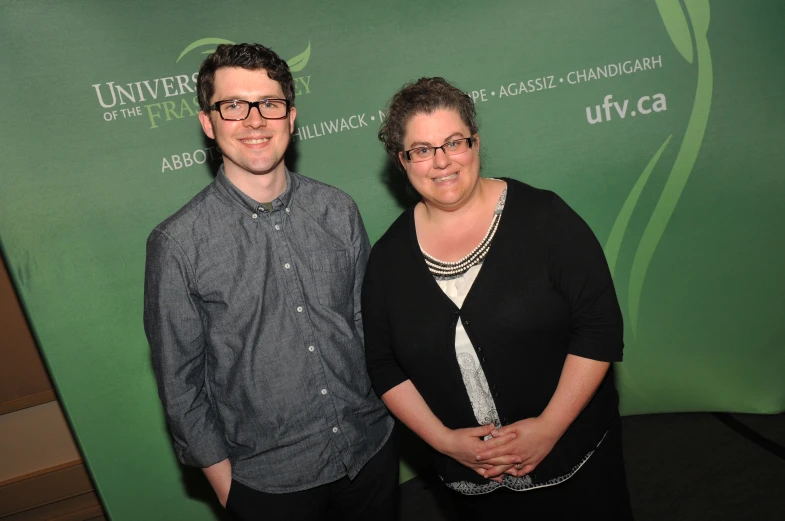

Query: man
143;43;396;520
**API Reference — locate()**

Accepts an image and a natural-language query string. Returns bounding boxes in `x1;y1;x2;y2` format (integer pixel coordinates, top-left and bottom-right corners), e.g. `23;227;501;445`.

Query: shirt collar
214;165;296;214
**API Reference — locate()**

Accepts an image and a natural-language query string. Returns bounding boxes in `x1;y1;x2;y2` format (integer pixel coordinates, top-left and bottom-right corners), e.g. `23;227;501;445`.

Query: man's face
199;67;296;180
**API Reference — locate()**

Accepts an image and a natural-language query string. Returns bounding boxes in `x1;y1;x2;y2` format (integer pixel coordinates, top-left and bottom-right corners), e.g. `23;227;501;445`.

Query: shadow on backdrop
379;156;420;211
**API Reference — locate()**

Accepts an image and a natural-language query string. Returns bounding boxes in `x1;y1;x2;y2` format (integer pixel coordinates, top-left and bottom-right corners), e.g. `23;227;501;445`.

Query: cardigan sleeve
547;194;624;362
361;245;410;396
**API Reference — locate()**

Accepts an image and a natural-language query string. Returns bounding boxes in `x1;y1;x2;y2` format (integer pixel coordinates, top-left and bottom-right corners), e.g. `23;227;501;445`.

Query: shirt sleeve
143;229;229;468
547;194;624;362
350;201;371;344
361;245;410;397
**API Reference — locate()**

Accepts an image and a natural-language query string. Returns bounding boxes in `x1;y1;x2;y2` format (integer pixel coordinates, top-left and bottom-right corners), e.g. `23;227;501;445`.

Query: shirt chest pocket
309;250;353;311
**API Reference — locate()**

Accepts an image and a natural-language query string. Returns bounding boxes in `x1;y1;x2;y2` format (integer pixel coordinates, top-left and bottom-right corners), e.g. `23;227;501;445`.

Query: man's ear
288;106;297;134
199;111;216;140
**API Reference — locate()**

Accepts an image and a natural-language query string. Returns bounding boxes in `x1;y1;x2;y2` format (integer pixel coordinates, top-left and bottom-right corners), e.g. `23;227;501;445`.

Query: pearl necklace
421;211;502;278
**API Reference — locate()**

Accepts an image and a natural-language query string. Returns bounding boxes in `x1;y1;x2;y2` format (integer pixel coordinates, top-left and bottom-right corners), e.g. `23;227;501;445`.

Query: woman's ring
516;463;523;470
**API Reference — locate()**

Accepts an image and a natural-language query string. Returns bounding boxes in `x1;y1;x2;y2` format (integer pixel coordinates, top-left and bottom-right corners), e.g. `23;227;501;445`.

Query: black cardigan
362;178;624;484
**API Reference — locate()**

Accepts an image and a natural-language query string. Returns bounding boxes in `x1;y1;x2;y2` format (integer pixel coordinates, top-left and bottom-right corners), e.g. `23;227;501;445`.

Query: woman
362;77;633;519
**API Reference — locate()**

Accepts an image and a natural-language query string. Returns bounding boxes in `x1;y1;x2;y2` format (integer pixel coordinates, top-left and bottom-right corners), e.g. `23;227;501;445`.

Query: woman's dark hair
378;77;478;167
197;43;295;112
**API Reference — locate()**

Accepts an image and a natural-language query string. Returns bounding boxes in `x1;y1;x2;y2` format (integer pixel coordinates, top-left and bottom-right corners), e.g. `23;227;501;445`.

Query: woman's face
399;108;480;211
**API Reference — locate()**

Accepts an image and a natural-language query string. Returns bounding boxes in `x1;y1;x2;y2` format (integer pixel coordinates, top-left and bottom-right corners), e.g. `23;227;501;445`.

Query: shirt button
308;345;315;352
274;224;281;230
332;426;338;434
296;306;304;313
285;207;290;213
284;263;291;269
252;214;258;219
320;389;328;395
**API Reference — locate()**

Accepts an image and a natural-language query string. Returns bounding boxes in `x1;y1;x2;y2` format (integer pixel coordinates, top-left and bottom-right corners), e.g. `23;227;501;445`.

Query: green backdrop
1;1;783;519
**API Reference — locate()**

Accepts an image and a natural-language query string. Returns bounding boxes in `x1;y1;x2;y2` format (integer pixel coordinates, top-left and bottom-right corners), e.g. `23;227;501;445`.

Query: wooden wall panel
0;461;97;518
0;253;106;519
3;491;104;521
0;255;55;414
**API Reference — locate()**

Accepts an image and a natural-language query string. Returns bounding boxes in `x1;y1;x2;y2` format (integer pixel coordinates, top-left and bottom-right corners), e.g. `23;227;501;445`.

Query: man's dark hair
197;43;295;112
378;77;478;167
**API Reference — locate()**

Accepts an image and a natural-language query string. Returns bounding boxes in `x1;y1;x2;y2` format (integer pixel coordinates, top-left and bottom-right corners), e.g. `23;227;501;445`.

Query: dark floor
398;412;785;520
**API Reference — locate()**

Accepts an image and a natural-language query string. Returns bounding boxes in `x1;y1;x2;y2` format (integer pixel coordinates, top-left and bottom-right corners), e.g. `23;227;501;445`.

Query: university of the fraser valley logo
91;38;312;129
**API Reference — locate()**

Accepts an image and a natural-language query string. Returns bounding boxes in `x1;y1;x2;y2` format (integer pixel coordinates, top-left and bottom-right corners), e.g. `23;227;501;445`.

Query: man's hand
203;459;232;507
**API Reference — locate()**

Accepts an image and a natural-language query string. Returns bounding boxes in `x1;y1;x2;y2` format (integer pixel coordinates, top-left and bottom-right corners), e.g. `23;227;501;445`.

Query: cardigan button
494;392;500;398
476;346;482;352
480;357;487;363
463;320;470;326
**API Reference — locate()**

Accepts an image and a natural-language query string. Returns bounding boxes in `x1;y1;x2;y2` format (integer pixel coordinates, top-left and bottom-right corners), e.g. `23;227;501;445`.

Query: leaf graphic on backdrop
685;0;711;35
656;0;694;64
176;38;236;63
628;0;712;336
605;135;672;276
287;42;311;72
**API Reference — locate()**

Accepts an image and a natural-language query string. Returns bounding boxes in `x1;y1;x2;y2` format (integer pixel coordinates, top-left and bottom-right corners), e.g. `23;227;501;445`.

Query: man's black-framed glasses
210;99;291;121
404;137;474;163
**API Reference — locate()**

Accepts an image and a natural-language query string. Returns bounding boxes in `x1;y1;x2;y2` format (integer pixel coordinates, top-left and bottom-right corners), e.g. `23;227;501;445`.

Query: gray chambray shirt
143;167;393;493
